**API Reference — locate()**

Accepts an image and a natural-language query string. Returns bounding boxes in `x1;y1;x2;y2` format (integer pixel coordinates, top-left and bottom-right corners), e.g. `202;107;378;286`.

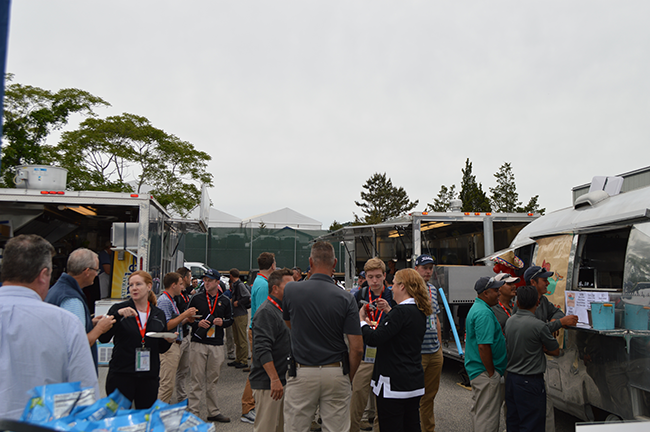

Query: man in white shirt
0;234;98;420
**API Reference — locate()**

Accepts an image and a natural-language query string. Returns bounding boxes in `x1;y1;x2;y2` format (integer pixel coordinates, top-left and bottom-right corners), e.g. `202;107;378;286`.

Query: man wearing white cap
491;273;520;334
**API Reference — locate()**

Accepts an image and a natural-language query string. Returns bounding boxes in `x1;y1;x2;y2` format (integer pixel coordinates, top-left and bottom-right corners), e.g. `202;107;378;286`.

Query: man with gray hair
46;248;116;370
0;235;98;420
282;241;363;432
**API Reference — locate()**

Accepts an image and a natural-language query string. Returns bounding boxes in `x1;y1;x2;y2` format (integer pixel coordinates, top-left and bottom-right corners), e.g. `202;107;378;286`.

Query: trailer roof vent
449;199;462;212
574;190;609;210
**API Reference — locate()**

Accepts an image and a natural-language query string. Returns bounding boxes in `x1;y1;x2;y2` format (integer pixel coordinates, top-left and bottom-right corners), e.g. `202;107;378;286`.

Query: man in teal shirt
465;276;508;432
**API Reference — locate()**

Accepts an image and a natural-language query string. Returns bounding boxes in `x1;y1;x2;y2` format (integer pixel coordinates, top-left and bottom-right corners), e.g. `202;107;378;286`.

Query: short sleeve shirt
464;297;508;381
283;273;361;365
505;309;559;375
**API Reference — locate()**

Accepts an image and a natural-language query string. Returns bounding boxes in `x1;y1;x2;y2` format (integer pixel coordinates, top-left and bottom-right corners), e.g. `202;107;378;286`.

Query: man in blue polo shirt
465;276;508;432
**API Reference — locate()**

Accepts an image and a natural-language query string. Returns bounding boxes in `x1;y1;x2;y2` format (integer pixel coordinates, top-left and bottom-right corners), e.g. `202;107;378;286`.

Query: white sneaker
241;411;255;424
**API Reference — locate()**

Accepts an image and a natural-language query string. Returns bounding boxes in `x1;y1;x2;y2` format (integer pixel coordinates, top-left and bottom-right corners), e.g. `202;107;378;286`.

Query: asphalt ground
99;357;582;431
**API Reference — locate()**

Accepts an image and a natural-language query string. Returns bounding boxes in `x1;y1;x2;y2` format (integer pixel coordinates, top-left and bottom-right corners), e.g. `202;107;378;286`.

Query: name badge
135;348;151;372
207;325;215;338
364;346;377;363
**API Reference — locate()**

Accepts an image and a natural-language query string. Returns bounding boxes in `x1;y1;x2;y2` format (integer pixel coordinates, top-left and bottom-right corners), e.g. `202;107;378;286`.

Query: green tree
518;195;545;215
329;220;345;232
53;113;213;216
1;74;110;186
458;159;491;212
354;173;418;224
427;184;457;212
489;162;521;212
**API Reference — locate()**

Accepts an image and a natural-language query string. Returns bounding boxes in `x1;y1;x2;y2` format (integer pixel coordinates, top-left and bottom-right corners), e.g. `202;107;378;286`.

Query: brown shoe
242;367;251;372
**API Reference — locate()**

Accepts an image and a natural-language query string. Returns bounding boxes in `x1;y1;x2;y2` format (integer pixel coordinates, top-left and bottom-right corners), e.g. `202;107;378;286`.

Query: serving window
576;227;630;291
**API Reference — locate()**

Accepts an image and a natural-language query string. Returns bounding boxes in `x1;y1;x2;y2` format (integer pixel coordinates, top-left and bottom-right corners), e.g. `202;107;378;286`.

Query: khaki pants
470;371;505;432
174;336;191;402
233;314;249;364
420;349;444;432
253;389;284;432
158;342;181;403
242;328;256;415
226;326;235;358
188;342;224;417
349;362;379;432
284;365;352;432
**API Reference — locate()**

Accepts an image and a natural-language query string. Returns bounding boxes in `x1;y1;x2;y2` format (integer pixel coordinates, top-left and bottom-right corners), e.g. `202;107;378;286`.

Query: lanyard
267;296;282;312
258;273;268;281
498;301;512;318
206;291;217;316
368;288;384;324
134;302;150;347
164;291;180;315
179;291;189;303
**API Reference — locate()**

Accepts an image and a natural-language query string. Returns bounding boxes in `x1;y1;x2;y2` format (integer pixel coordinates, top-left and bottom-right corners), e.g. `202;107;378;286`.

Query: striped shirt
421;282;441;354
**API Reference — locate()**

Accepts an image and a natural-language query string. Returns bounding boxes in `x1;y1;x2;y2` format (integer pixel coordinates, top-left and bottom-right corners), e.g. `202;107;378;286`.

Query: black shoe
207;414;231;423
227;361;238;367
235;362;248;369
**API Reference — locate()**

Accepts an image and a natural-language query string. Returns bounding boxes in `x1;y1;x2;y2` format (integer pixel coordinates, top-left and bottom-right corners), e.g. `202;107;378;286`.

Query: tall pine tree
459;159;491;212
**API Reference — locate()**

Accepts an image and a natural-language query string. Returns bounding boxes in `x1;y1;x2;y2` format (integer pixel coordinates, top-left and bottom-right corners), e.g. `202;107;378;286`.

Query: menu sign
565;290;610;329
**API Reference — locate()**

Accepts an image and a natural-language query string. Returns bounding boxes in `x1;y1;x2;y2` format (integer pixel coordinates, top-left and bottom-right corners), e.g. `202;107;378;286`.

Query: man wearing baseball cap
414;254;443;432
491;273;521;334
465;276;508;432
518;266;578;432
187;268;233;422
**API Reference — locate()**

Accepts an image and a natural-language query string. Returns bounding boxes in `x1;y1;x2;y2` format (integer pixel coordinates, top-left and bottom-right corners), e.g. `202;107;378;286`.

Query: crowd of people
0;234;577;432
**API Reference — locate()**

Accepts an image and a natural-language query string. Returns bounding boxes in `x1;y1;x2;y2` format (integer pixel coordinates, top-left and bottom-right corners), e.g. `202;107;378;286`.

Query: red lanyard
164;291;180;314
368;288;384;323
267;296;282;312
258;273;268;281
180;291;188;303
206;291;217;316
498;301;511;317
134;302;150;346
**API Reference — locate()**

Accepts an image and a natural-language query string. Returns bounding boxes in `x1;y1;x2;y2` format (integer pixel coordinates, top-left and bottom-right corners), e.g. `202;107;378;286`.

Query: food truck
488;177;650;421
317;205;539;359
0;165;208;298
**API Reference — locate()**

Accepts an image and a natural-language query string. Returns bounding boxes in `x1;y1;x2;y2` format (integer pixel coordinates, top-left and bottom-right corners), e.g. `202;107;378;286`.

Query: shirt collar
0;285;43;301
399;297;416;305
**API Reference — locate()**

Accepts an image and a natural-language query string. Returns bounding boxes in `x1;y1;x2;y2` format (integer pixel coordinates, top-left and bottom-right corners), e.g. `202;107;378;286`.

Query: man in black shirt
187;268;233;423
249;268;293;431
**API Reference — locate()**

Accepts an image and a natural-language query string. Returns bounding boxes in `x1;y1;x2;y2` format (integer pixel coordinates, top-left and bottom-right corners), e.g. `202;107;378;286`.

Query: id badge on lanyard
364;346;377;363
135;303;151;372
135;348;151;372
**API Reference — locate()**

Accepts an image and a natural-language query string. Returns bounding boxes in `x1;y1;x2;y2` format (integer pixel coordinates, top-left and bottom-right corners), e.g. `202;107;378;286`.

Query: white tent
241;207;322;230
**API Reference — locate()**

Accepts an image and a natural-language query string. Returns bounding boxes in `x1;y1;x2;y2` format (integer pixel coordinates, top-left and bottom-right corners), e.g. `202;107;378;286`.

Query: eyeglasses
87;267;100;273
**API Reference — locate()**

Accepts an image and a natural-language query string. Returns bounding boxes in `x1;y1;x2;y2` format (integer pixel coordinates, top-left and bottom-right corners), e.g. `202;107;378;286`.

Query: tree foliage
489;162;545;214
489;162;521;212
427;184;457;212
1;74;110;186
459;159;491;212
354;173;418;224
53;113;213;216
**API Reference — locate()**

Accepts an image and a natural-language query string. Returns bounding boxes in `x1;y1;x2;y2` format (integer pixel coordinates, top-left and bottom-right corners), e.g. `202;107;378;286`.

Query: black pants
505;372;546;432
376;393;422;432
106;371;159;409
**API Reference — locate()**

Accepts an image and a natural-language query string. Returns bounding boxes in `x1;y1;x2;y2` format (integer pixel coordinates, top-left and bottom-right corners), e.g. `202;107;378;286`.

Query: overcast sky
7;1;650;228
